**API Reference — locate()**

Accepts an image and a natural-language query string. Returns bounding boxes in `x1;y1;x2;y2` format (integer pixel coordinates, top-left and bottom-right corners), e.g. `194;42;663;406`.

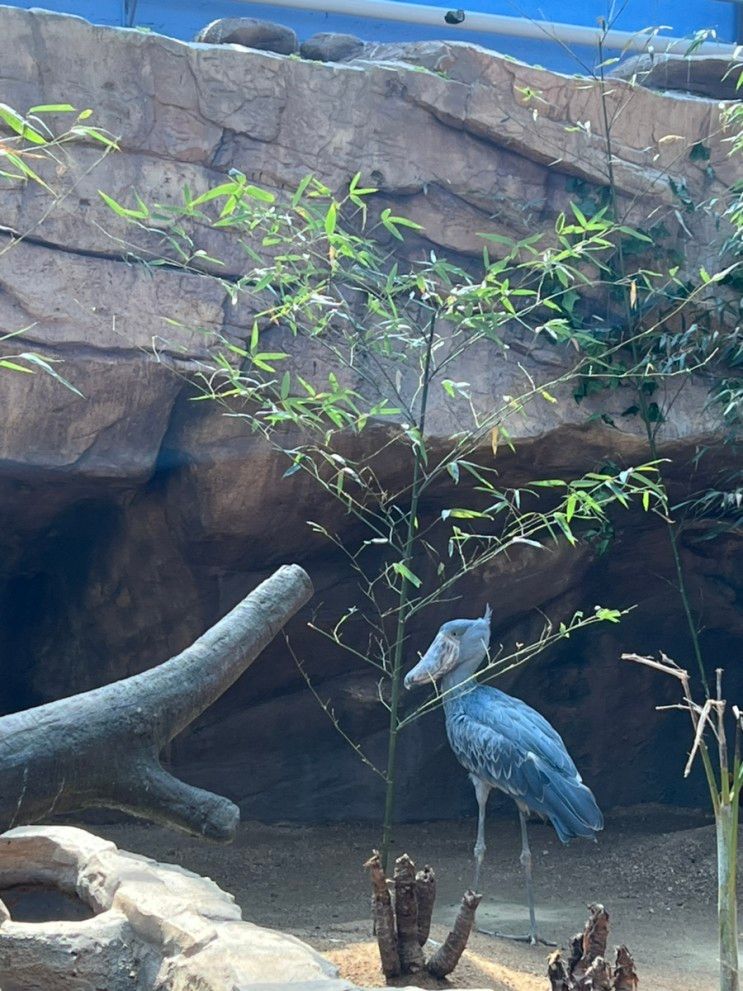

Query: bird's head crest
404;609;491;690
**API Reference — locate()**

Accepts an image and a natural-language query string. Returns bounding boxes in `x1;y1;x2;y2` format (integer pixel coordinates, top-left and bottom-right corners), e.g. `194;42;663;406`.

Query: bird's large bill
404;631;460;688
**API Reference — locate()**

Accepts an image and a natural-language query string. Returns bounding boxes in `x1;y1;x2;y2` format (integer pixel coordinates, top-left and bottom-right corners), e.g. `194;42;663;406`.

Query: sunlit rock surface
0;825;370;990
0;6;739;822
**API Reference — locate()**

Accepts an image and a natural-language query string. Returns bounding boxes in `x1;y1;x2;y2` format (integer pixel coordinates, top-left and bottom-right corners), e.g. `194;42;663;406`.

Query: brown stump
583;957;612;991
570;903;609;985
394;854;425;973
365;851;479;980
364;851;400;978
427;890;482;979
415;865;436;947
548;904;639;991
613;945;639;991
548;950;571;991
567;933;584;980
582;904;610;963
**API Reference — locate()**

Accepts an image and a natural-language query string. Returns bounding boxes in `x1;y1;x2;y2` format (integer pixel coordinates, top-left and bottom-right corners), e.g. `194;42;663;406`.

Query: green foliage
95;24;740;882
92;18;740;982
0;102;115;389
100;167;678;864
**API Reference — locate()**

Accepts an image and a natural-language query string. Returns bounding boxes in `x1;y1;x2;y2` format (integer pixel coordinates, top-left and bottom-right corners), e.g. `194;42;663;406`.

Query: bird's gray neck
441;650;486;702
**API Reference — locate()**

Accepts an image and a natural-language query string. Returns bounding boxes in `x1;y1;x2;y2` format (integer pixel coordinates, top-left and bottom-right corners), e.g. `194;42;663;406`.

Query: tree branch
0;564;313;839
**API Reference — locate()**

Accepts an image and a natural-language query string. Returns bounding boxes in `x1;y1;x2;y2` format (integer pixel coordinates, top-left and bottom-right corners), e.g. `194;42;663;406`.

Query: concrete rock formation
300;32;365;62
611;52;741;100
194;17;299;55
0;825;360;990
0;7;739;824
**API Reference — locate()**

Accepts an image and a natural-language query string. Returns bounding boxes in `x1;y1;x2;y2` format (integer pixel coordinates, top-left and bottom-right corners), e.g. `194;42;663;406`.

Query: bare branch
0;565;313;839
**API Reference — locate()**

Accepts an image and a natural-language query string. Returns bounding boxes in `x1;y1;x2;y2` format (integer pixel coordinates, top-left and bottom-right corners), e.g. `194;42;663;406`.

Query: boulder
194;17;298;56
0;826;356;990
611;53;741;100
300;33;365;62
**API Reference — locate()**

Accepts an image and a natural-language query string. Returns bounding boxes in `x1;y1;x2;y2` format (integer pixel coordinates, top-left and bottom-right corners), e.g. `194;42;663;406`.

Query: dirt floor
97;805;724;991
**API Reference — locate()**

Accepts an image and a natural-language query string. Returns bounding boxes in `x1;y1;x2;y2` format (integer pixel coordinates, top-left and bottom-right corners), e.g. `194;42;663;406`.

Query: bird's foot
477;928;556;947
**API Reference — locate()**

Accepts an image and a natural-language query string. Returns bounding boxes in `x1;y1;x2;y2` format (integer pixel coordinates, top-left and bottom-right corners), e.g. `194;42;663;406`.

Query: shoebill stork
404;606;603;945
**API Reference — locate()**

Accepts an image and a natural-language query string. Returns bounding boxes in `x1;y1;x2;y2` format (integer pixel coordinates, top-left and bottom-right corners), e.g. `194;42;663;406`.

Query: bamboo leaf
29;103;76;113
325;201;337;236
189;181;241;207
17;353;84;396
0;358;34;373
98;190;148;219
392;562;422;588
0;103;47;144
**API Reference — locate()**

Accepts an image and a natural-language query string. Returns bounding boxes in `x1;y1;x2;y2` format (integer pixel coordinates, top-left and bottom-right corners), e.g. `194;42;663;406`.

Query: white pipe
246;0;737;56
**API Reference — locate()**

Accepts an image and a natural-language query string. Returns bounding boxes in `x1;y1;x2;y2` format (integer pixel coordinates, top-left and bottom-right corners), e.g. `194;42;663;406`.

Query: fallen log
0;564;312;840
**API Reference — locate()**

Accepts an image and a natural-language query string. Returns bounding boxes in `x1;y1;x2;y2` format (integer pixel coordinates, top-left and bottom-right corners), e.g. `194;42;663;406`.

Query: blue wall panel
2;0;737;73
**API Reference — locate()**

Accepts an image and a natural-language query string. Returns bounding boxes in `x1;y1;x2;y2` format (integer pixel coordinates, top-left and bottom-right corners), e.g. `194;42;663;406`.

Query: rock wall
0;6;739;823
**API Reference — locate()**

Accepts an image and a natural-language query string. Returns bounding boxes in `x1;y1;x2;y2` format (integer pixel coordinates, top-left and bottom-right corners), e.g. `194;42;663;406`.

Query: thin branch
286;635;387;780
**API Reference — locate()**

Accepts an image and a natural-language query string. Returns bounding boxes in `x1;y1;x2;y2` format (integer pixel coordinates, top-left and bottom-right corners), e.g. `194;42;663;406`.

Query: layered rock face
0;7;739;824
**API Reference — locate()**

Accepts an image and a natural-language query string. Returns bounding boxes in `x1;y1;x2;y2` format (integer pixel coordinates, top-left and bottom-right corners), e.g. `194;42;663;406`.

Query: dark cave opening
0;498;122;714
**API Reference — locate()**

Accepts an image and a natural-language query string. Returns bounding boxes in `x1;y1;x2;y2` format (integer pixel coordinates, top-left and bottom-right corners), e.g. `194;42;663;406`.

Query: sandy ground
97;805;726;990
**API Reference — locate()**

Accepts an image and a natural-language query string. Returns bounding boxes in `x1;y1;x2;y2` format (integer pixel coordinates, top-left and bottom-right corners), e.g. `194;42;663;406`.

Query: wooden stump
548;950;571;991
394;855;425;973
426;889;482;979
365;851;479;979
364;851;400;978
548;904;639;991
613;945;639;991
415;865;436;947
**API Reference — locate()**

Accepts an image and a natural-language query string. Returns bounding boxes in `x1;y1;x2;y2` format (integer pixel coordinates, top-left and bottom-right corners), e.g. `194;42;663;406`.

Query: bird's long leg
480;809;556;947
519;809;540;944
472;777;490;892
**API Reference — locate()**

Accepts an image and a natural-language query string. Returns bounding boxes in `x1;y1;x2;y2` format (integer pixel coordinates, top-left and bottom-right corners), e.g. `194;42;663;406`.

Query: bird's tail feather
545;777;603;843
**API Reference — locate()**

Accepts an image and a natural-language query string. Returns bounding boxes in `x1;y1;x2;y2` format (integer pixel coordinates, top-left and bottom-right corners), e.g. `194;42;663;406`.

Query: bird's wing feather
447;705;545;806
475;687;577;770
446;686;603;839
446;686;578;798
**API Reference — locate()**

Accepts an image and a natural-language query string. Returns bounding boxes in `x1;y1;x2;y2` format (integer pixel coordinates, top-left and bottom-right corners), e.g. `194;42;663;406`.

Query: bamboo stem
717;803;740;991
380;309;437;870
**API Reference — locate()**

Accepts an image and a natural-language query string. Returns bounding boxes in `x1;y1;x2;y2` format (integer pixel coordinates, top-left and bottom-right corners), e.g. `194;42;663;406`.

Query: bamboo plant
98;172;677;866
623;654;741;991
